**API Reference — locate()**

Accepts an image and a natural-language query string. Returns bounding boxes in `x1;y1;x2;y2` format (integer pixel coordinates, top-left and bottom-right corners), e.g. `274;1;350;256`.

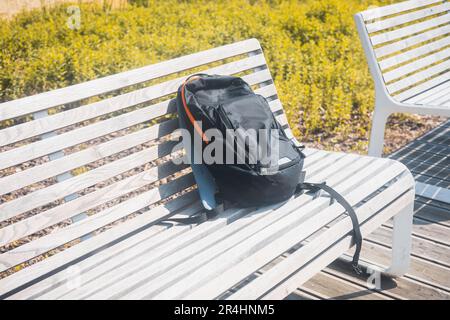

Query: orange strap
181;76;209;144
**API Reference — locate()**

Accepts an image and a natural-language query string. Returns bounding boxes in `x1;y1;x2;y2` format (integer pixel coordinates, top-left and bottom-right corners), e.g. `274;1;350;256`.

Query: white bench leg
384;199;414;278
368;109;389;157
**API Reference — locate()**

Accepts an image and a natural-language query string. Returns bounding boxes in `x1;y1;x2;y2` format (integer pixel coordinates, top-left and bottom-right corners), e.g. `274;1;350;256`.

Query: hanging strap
296;182;363;274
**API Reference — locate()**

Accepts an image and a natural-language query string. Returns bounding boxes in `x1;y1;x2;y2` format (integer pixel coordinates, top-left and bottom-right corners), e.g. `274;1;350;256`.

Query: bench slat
383;47;450;82
406;80;450;103
379;36;450;70
429;92;450;106
365;2;450;34
0;172;196;272
360;0;443;21
375;24;450;58
0;39;261;122
394;71;450;101
370;14;450;46
387;60;449;93
0;54;268;147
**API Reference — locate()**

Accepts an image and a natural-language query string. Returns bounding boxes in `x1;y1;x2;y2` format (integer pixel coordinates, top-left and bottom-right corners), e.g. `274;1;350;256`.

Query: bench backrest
0;39;291;276
355;0;450;103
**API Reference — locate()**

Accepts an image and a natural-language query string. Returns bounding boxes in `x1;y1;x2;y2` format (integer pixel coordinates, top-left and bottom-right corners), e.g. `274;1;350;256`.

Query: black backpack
176;74;362;273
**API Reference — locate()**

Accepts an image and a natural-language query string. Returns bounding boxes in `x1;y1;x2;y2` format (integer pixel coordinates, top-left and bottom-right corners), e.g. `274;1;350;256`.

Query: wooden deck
289;120;450;300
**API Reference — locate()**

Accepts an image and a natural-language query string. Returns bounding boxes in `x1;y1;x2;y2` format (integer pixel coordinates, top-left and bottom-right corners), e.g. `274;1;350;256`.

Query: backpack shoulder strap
296;182;363;274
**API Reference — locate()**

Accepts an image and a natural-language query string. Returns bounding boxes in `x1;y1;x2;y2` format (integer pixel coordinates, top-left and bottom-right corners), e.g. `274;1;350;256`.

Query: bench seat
0;39;415;300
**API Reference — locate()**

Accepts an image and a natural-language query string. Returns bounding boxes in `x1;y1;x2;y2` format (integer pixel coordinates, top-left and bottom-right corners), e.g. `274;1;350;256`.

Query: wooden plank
143;160;402;301
361;0;444;21
0;39;261;122
300;272;392;300
402;139;450;156
375;24;450;58
325;259;450;300
0;58;270;147
371;14;450;46
343;240;450;292
0;190;201;299
383;47;450;82
393;153;450;179
397;148;450;171
366;2;450;34
395;71;450;101
423;124;450;144
367;225;450;267
379;36;450;70
276;114;289;127
0;62;272;170
387;60;450;93
384;216;450;246
416;192;450;212
0;173;196;272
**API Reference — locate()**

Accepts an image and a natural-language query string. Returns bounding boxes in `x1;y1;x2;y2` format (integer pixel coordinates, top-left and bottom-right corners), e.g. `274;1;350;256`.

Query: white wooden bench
355;0;450;158
0;39;415;300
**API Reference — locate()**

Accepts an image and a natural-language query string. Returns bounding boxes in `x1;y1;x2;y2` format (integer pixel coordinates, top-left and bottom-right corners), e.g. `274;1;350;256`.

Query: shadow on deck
289;120;450;300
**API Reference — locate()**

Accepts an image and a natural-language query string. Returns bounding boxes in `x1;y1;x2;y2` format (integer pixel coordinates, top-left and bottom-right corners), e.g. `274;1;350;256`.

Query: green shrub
0;0;395;151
